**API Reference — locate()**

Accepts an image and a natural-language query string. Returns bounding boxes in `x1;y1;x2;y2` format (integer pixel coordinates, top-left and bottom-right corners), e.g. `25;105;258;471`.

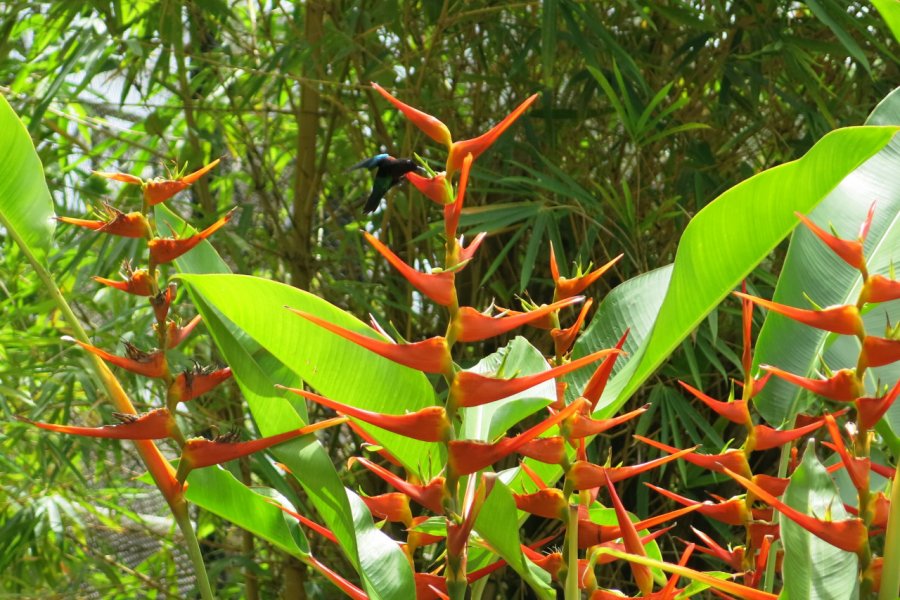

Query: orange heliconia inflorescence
26;160;347;498
26;87;900;600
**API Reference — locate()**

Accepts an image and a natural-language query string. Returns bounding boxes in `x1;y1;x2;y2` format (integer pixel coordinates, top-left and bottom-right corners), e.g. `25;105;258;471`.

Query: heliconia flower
161;314;202;349
566;403;648;439
861;335;900;368
517;435;567;464
864;273;900;303
823;414;869;492
459;232;487;263
855;379;900;431
568;446;696;490
151;283;176;324
582;330;629;409
679;380;750;425
94;159;221;206
361;492;413;525
552;299;593;356
56;204;151;238
72;339;168;379
451;348;619;409
348;456;445;513
168;367;233;403
371;83;453;148
606;475;653;595
733;292;862;336
577;504;702;549
18;408;178;440
93;269;155;297
407;170;453;205
287;308;452;375
177;417;346;480
633;435;753;478
761;365;862;402
143;160;221;206
795;211;867;270
148;208;235;264
688;526;744;571
280;386;451;443
523;545;612;587
444;153;472;240
645;484;748;526
448;399;584;475
749;418;829;452
363;231;455;306
446;93;540;175
454;296;583;343
593;546;778;600
513;487;568;520
550;243;623;301
723;466;867;554
520;548;564;581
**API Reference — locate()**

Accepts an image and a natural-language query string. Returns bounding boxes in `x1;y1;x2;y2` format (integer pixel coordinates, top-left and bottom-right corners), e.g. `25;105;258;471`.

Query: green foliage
3;1;900;597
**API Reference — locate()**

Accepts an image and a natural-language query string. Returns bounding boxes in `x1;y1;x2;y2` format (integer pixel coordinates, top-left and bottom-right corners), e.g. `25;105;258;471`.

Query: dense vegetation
2;1;898;597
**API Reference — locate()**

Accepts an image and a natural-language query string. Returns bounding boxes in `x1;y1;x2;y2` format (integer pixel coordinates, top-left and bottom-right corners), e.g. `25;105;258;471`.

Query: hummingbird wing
348;153;391;171
364;175;393;213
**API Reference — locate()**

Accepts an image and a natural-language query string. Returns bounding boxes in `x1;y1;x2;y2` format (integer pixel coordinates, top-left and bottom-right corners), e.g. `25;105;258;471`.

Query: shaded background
1;1;897;596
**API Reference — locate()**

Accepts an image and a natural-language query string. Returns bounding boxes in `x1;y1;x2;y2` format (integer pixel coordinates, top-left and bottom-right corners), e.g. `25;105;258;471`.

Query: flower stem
171;499;215;600
564;503;579;599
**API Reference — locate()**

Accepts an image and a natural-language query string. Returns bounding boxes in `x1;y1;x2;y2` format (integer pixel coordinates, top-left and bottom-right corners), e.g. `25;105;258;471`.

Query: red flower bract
149;208;235;265
371;83;453;148
446;93;540;175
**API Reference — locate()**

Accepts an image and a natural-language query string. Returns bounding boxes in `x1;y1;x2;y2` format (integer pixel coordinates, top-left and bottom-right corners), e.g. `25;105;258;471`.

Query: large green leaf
0;94;55;264
183;465;309;558
164;206;414;599
187;293;357;559
346;490;416;599
754;92;900;426
473;478;554;599
572;126;896;416
179;273;439;477
780;441;858;600
873;0;900;44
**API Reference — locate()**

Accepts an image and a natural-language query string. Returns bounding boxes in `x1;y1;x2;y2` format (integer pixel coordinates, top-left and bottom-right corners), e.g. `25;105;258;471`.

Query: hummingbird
348;154;423;213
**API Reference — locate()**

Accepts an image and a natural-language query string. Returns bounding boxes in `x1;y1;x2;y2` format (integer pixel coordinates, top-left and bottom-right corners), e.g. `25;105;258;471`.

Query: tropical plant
4;75;900;598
